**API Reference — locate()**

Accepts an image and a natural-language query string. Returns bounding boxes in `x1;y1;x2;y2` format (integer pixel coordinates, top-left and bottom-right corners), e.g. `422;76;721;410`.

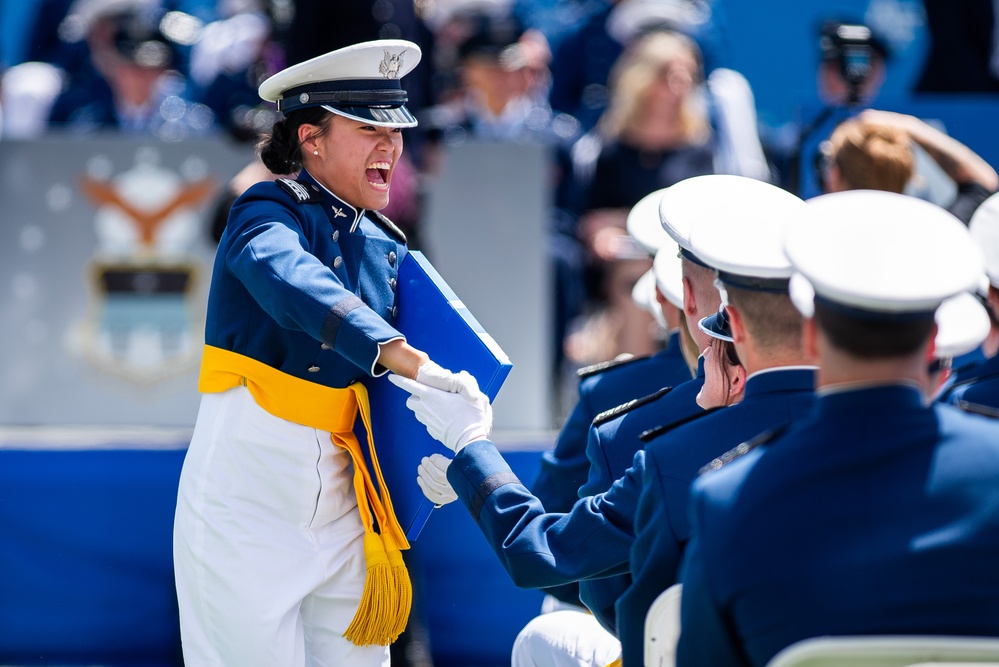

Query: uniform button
389;277;397;291
331;230;339;242
321;343;331;350
333;256;343;268
388;251;397;266
307;365;320;373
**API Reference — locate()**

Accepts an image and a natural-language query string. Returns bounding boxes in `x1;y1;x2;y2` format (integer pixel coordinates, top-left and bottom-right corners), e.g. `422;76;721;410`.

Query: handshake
388;361;494;506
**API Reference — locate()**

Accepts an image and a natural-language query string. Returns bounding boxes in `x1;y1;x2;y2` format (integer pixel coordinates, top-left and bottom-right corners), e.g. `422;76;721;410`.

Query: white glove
415;360;480;398
388;374;492;452
417;453;458;506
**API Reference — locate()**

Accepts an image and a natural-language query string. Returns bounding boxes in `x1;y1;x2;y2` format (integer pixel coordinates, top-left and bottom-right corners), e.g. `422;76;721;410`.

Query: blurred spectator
818;110;998;224
187;0;290;142
773;18;890;198
916;0;999;93
564;30;717;366
421;4;586;386
421;7;574;145
548;0;727;134
1;0;214;139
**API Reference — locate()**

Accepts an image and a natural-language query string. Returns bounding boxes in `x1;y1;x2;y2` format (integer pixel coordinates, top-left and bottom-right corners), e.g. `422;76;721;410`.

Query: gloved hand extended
415;360;480;397
417;453;458;506
388;374;492;452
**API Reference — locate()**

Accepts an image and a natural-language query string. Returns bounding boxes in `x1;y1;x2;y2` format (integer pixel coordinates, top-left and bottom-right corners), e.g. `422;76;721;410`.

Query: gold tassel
603;659;623;667
343;532;413;646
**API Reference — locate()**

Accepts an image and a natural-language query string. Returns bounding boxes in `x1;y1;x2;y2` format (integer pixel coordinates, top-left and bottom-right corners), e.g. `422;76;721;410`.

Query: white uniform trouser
174;386;390;667
512;596;622;667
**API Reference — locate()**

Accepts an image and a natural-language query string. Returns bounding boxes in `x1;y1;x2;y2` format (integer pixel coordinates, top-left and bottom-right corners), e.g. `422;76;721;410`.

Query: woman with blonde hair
566;30;716;365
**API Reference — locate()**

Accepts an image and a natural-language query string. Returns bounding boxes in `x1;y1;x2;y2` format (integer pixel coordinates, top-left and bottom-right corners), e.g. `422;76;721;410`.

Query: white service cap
632;269;668;331
258;40;422;128
685;178;807;290
626;188;671;255
652;241;684;309
787;190;985;315
659;175;798;271
933;291;991;360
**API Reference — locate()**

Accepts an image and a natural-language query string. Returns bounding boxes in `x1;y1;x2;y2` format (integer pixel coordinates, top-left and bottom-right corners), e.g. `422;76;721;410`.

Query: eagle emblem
379;49;406;79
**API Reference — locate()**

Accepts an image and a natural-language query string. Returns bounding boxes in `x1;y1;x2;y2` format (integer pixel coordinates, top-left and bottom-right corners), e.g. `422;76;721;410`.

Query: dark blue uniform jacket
677;384;999;667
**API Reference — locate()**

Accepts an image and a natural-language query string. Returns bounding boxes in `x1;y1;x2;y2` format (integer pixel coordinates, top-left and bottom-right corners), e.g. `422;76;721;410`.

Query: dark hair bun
258;119;301;174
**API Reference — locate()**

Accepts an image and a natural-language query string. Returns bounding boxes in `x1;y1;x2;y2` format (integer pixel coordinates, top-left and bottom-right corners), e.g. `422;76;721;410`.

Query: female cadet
173;40;483;666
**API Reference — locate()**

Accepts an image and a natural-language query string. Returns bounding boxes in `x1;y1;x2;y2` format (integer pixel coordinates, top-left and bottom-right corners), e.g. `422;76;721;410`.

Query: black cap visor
698;308;734;342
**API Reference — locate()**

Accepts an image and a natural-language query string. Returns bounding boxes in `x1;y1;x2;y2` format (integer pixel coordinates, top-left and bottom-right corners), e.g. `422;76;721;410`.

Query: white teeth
367;161;391;169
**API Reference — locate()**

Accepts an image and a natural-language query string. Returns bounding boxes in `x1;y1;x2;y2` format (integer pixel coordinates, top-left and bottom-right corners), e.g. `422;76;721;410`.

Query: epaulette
577;354;644;379
697;423;791;476
276;178;323;204
369;209;407;244
639;405;724;443
593;386;673;428
956;400;999;419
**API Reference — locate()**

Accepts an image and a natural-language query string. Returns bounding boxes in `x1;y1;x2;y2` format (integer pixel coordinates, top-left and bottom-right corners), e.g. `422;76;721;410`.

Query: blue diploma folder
366;251;512;541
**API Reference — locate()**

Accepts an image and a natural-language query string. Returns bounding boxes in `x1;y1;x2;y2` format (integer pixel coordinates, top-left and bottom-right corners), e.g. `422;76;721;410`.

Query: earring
313;150;319;156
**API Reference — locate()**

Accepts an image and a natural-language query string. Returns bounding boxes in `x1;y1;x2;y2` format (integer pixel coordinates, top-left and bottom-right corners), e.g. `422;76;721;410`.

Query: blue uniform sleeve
224;196;402;372
446;440;637;589
618;448;686;667
675;487;750;667
531;396;594;510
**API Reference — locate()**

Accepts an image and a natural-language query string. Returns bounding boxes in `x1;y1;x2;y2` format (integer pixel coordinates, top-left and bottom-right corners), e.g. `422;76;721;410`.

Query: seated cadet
928;291;992;400
940;192;999;410
517;196;697;667
390;176;806;664
514;231;711;667
616;184;818;667
676;190;999;667
528;187;695;610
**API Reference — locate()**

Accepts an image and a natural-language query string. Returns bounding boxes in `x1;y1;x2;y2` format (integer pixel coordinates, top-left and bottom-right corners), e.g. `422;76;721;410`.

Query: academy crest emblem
379;49;406;79
75;148;214;385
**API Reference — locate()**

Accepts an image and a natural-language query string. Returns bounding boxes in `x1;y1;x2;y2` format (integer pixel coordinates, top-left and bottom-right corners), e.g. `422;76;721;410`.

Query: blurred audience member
422;4;585;386
548;0;727;134
564;30;716;366
775;18;889;198
4;0;213;139
818;110;998;224
187;0;289;142
422;8;575;146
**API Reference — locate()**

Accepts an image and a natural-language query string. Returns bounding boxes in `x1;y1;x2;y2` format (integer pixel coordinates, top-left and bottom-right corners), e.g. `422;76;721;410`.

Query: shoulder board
369;209;407;244
697;423;791;476
276;178;323;204
593;386;673;427
956;400;999;419
577;354;645;379
639;405;724;443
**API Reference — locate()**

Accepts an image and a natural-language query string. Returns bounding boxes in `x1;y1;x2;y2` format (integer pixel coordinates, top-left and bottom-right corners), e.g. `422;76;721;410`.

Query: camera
819;22;885;104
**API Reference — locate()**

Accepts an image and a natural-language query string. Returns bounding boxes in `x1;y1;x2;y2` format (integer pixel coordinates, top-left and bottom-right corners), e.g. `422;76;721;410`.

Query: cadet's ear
727;304;746;345
682;275;697;318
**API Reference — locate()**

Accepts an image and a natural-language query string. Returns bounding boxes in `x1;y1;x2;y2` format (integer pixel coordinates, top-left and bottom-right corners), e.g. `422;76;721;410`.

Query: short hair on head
812;300;936;359
828;118;914;193
723;285;802;354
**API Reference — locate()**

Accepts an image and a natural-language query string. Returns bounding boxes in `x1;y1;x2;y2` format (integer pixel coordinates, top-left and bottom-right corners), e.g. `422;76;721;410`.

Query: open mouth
366;161;391;189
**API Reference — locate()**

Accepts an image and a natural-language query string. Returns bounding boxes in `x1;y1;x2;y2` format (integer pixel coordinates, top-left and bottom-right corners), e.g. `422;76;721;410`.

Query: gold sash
199;344;411;646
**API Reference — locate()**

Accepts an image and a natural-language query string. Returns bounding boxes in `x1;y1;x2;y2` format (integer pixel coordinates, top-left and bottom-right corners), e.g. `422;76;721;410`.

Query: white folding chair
644;583;683;667
766;635;999;667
